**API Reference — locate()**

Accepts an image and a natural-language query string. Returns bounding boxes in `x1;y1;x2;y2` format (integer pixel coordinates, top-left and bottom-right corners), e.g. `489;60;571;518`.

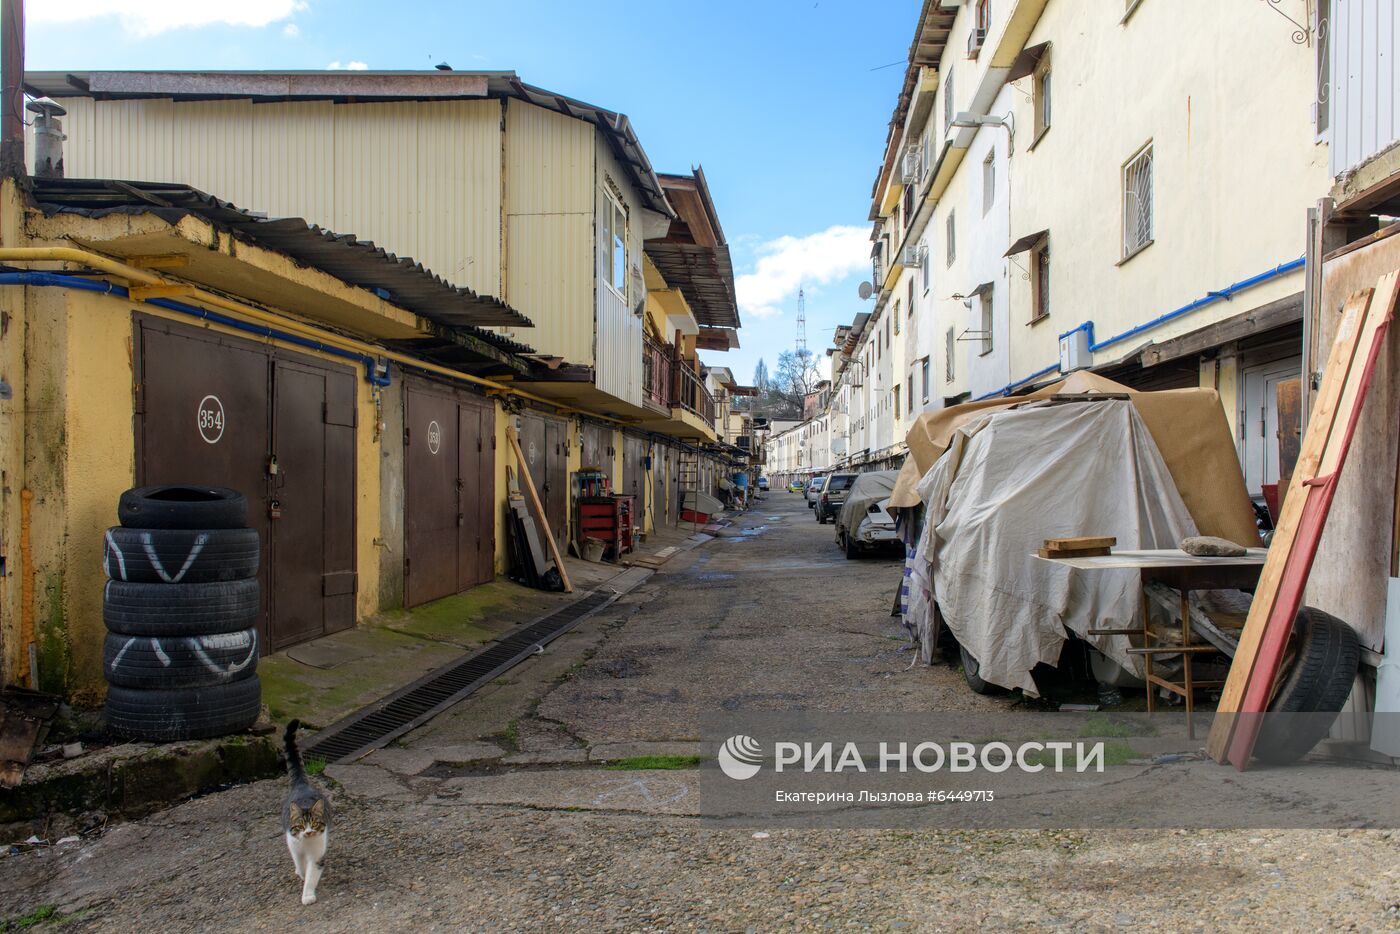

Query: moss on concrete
36;572;70;698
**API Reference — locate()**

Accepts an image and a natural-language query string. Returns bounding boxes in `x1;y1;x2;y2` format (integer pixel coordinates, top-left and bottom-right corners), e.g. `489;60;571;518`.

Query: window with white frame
921;241;931;292
1122;143;1154;259
893;299;901;336
921;358;931;402
945;326;955;383
946;210;957;266
982;150;996;215
602;190;628;294
906;276;915;320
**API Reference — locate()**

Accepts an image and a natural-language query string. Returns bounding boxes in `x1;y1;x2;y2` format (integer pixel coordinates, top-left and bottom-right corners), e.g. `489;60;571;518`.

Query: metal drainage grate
302;589;615;763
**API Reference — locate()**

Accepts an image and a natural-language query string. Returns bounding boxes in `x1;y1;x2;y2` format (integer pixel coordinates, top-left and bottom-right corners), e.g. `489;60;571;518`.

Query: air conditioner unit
901;243;923;268
968;27;987;56
902;144;921;184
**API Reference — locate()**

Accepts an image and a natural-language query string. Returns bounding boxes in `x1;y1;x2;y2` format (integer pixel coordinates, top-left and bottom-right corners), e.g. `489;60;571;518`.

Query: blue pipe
0;272;392;386
974;255;1305;401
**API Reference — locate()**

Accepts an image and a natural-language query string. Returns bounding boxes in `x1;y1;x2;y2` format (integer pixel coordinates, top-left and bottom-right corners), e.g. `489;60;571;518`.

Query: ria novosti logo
718;735;764;780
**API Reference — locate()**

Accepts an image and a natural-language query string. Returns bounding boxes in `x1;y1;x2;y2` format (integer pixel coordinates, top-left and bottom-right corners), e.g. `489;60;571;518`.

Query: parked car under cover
816;472;858;524
835;470;901;557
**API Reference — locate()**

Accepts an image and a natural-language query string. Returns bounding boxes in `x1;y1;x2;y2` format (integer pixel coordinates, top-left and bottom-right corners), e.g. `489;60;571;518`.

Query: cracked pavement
1;494;1398;931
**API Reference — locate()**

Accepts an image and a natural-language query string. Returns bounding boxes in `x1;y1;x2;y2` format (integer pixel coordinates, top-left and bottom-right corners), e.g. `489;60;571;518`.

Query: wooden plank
1043;535;1117;551
1275;377;1303;512
1207;287;1374;763
1038;546;1110;559
1225;270;1399;768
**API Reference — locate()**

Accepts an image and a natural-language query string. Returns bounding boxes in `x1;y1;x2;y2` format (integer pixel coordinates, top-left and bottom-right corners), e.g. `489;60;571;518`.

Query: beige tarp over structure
888;371;1260;547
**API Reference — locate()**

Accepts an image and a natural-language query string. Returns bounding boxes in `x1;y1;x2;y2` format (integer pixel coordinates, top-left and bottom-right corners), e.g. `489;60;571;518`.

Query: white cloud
736;225;870;320
282;23;300;38
32;0;306;37
327;61;370;70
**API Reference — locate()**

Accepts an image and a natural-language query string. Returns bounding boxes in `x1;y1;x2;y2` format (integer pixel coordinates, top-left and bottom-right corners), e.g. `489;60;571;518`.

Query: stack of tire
102;486;262;741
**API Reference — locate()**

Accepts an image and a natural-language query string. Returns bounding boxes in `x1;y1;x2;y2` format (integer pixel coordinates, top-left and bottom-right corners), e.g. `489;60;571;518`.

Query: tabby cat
282;719;331;905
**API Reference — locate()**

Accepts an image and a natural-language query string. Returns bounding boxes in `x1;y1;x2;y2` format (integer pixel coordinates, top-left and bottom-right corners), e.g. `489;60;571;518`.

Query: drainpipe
0;0;23;178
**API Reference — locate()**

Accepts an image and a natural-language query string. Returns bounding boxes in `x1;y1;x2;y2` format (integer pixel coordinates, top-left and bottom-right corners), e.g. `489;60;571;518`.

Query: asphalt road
2;493;1397;932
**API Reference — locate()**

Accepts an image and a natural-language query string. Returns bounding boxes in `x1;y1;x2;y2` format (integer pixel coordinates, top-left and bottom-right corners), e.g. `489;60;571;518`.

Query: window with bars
1122;143;1154;260
945;326;955;383
946;210;957;266
943;67;955;136
1032;241;1050;322
1034;59;1052;140
979;288;994;356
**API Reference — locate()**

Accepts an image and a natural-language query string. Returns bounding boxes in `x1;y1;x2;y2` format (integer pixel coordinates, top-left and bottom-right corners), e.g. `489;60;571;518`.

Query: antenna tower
795;286;807;356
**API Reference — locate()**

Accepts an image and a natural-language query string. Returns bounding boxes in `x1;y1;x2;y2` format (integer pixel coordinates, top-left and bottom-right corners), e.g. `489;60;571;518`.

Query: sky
26;0;922;385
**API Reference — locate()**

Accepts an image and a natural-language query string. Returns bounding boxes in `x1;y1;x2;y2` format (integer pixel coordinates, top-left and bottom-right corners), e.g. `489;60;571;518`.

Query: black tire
103;527;260;584
960;644;1009;696
104;629;258;689
105;676;262;741
1254;607;1361;765
843;531;859;559
104;579;260;637
118;486;248;531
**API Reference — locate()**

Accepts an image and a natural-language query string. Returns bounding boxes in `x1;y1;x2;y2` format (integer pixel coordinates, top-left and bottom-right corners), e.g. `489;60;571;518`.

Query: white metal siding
1330;0;1400;177
53;97;503;296
593;137;645;408
504;99;596;364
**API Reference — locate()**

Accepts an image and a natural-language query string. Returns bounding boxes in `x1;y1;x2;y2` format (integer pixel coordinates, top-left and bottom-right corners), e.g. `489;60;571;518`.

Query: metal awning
29;177;535;334
1007;42;1051;82
1005;229;1049;257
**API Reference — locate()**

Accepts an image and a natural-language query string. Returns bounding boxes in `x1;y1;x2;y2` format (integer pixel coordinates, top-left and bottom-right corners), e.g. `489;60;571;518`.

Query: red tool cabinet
576;495;635;559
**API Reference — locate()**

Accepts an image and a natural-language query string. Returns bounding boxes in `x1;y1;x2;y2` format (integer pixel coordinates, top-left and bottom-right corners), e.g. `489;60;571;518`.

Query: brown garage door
621;434;647;512
519;412;568;551
404;381;495;608
652;441;667;529
135;316;357;653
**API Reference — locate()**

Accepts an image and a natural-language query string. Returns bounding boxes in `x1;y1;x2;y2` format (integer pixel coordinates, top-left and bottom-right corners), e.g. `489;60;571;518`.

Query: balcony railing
672;364;715;428
643;336;674;411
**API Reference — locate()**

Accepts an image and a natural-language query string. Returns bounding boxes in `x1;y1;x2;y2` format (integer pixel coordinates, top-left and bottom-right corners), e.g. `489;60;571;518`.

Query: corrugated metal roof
645;169;739;331
28;177;535;340
23;69;675;220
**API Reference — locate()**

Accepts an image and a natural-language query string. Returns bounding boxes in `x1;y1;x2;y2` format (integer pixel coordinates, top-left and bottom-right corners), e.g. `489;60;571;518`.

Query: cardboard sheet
890;372;1259;547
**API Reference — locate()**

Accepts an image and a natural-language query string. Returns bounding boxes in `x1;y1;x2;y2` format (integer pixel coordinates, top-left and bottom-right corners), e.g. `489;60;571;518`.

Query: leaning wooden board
1207;272;1399;767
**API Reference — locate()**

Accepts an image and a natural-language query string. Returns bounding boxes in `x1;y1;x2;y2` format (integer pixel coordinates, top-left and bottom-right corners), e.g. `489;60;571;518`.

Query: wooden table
1035;548;1267;738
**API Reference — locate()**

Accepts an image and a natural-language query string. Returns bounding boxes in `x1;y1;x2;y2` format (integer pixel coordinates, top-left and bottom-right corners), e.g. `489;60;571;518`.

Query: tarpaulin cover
889;372;1259;547
906;399;1198;695
837;470;900;532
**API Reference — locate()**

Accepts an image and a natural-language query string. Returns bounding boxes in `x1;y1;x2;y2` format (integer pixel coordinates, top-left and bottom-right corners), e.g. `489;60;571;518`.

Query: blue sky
28;0;920;384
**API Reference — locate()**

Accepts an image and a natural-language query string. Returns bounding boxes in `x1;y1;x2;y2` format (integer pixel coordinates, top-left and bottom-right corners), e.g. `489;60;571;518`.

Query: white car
805;475;826;509
834;470;901;558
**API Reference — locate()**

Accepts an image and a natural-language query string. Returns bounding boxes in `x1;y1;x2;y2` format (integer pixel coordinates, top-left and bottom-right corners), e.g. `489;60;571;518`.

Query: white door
1238;356;1302;496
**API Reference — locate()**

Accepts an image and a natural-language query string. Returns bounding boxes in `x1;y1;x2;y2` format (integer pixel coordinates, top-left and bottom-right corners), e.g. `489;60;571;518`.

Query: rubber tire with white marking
1253;607;1361;765
103;628;259;689
104;579;260;638
103;526;260;584
105;676;262;741
117;485;248;531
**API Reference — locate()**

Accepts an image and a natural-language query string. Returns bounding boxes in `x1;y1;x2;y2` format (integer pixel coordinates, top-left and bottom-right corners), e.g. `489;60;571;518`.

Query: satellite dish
857;281;874;301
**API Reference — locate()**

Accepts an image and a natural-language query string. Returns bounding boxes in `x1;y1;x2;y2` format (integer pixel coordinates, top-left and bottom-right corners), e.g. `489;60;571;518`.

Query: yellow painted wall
505;99;598;363
56;96;505;301
14;280;387;700
1003;0;1327;383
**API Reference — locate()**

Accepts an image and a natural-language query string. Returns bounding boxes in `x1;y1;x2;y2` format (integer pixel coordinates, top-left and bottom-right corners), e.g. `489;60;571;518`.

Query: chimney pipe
0;0;23;178
27;98;62;178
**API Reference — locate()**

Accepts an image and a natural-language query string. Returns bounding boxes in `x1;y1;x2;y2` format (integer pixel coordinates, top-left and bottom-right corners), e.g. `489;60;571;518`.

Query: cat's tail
283;719;307;782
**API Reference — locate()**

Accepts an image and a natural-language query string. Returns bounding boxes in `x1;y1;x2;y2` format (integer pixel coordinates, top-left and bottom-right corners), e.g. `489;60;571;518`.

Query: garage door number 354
197;395;225;444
